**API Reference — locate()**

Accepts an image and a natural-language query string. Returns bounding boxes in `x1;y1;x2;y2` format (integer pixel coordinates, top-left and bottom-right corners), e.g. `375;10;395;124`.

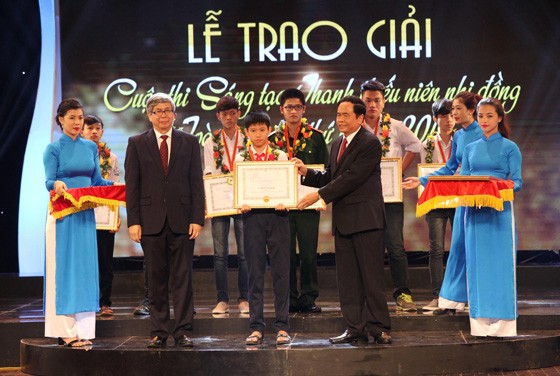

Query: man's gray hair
146;93;176;114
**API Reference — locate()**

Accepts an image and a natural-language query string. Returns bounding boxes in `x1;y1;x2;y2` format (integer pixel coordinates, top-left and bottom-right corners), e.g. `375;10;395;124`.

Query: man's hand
189;223;202;239
297;192;320;210
402;177;421;190
129;224;142;243
291;158;308;176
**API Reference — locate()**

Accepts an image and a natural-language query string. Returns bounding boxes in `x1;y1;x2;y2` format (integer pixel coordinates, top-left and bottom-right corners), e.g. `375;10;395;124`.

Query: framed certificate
381;158;402;203
203;173;239;218
417;163;446;197
234;161;298;208
94;205;119;231
300;164;327;210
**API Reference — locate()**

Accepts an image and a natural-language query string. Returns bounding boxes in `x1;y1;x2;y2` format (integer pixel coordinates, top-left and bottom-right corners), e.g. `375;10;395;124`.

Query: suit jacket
125;128;205;235
303;126;385;235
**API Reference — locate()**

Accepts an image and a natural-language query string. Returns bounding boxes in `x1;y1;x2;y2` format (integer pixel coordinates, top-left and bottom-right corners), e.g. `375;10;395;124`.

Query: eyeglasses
283;105;304;111
150;109;174;117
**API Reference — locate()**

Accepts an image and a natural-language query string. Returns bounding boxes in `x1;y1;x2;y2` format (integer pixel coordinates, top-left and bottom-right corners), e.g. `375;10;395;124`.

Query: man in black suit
294;96;392;344
125;93;205;348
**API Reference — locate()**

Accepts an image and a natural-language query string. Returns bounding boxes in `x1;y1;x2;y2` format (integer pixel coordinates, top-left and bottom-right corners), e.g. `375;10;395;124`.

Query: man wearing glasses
125;93;205;348
269;88;329;313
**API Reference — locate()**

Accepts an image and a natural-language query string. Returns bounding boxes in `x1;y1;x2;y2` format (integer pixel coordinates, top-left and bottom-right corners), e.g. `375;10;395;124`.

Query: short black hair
55;98;82;127
84;114;104;128
279;88;306;106
337;96;366;117
431;98;452;117
216;95;239;112
360;79;386;97
243;109;271;129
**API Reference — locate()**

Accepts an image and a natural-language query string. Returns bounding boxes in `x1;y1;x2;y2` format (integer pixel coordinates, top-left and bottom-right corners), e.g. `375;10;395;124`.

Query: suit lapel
145;128;165;176
334;127;365;174
167;128;182;175
332;136;343;175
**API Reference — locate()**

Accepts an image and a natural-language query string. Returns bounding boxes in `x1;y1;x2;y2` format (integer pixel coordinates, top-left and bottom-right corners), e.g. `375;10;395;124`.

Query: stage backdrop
34;0;560;258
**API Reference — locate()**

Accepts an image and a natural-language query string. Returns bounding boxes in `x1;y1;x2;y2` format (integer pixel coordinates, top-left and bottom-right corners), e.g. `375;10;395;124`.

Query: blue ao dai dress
460;132;522;337
419;121;484;310
43;134;113;339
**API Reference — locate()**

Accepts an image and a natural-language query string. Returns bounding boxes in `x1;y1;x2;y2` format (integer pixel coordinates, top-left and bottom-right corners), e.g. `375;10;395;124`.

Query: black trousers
97;230;115;307
289;210;320;308
334;228;391;336
243;210;290;334
141;221;195;339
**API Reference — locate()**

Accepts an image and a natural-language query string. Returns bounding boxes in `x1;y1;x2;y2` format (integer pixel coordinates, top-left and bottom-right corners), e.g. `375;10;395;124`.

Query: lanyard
221;129;239;170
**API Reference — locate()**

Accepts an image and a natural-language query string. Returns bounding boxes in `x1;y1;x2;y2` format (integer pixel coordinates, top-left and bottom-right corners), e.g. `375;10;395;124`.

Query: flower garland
98;142;112;179
424;129;455;163
212;126;247;173
272;118;313;158
423;131;438;163
379;112;391;157
238;140;282;161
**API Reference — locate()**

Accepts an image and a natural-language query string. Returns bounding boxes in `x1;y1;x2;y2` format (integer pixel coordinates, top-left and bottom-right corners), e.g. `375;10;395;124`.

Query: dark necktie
337;137;347;162
160;135;169;175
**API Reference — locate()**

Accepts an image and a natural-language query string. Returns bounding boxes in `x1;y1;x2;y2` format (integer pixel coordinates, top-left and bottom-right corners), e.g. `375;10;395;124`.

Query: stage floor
1;268;559;375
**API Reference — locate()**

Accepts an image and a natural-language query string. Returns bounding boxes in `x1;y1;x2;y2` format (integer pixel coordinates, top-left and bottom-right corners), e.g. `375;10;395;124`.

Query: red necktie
256;153;265;161
337;138;347;162
160;135;169;175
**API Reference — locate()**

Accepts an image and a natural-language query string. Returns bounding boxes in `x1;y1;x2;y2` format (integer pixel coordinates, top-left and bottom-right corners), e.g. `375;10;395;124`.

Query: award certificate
95;205;119;231
204;174;238;218
381;158;403;203
299;164;327;210
234;161;298;208
417;163;446;197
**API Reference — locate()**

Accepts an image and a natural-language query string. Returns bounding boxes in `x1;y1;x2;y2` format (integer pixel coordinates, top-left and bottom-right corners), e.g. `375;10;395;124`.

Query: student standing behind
360;79;422;312
235;110;291;346
295;96;391;345
125;93;205;348
269;88;329;313
419;100;456;311
203;95;249;315
461;98;522;337
81;115;121;317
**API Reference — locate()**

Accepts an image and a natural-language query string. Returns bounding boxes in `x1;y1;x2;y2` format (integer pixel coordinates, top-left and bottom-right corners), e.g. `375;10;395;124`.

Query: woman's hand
53;180;68;196
402;177;421;190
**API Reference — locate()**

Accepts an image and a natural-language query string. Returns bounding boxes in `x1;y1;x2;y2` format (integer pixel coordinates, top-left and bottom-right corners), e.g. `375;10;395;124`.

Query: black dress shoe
175;335;194;348
300;303;322;313
373;331;392;344
329;330;368;344
147;336;166;348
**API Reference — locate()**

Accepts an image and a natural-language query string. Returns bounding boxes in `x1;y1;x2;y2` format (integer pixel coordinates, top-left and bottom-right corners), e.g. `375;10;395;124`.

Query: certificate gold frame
381;158;403;203
203;173;239;218
94;205;119;231
417;163;446;197
300;164;327;210
234;161;298;209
